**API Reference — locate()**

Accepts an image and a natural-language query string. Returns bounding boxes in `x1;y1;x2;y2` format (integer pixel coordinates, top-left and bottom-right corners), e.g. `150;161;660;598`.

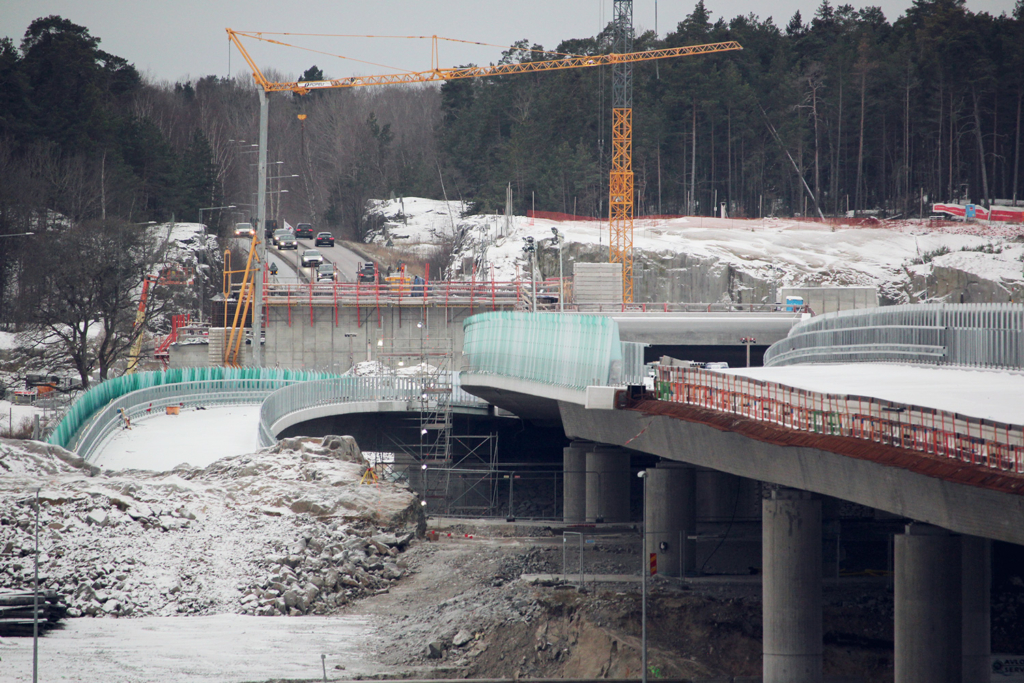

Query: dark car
277;233;298;250
315;231;334;247
316;263;336;282
295;223;314;239
357;262;377;283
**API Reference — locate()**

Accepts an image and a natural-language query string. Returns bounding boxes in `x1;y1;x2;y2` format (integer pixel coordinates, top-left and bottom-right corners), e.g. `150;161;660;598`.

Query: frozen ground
0;614;378;682
728;363;1024;425
364;198;1024;299
92;405;261;471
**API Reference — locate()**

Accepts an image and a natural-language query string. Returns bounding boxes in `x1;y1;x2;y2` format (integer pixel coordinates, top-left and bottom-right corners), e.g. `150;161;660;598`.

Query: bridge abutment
585;445;630;523
643;462;696;577
762;487;823;683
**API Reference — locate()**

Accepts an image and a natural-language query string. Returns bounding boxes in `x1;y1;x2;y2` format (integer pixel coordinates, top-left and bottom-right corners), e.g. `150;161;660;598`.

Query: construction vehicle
226;24;741;305
125;265;193;375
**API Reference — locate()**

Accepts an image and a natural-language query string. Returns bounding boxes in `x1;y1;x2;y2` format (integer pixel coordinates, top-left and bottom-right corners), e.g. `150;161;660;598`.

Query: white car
233;223;255;237
301;249;324;268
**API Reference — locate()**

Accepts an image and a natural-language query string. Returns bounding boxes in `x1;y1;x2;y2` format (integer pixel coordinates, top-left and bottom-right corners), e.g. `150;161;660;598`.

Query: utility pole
253;90;269;367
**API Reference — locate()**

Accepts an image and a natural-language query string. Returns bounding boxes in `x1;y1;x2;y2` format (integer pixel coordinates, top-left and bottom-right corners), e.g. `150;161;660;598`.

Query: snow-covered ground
728;363;1024;425
364;198;1024;299
0;614;378;682
92;405;261;471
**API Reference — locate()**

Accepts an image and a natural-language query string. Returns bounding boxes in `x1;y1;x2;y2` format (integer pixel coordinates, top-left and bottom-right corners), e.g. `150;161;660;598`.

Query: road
233;234;365;284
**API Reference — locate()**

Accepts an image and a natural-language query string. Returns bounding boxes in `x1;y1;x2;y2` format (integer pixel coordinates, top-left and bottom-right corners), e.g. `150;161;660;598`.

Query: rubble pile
0;435;424;622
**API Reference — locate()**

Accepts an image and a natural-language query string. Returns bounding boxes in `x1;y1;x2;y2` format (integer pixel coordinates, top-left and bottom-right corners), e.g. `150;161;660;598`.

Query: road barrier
765;303;1024;370
258;373;485;447
49;367;340;452
656;365;1024;474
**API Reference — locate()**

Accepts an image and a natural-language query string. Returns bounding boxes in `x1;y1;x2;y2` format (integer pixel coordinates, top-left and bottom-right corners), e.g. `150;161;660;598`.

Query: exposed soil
353;519;904;682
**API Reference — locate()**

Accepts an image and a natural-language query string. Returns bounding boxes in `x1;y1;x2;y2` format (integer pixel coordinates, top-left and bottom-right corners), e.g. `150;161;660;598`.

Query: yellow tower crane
226;29;740;321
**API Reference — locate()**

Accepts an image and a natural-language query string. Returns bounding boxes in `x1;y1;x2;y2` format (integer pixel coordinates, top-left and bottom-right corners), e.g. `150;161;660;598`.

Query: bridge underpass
459;304;1024;683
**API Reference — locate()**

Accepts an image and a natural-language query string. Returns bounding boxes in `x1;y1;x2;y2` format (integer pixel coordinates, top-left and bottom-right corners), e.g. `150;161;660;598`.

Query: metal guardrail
764;303;1024;370
257;374;486;447
73;379;294;463
656;365;1024;474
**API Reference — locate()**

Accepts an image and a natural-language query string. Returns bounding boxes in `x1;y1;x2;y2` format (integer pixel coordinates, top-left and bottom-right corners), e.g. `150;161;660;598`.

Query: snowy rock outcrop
0;435;424;619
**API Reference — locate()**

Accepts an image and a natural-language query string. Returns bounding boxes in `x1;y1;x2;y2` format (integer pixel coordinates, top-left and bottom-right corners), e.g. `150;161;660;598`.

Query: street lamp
637;470;649;683
740;336;757;368
199;204;236;226
551;227;564;312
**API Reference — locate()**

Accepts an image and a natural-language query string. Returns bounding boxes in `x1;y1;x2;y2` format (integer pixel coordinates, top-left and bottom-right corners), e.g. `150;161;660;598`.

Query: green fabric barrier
462;312;622;390
47;367;338;449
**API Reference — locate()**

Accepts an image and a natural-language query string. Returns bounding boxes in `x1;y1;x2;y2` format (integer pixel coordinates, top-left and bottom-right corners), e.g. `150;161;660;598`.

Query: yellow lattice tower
609;107;634;303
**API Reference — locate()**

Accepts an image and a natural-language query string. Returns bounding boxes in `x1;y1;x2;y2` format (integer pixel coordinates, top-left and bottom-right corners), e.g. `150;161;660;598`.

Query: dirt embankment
356;521;909;683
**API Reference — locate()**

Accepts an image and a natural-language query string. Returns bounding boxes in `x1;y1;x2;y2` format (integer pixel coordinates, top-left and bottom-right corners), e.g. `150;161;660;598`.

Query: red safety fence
655;365;1024;475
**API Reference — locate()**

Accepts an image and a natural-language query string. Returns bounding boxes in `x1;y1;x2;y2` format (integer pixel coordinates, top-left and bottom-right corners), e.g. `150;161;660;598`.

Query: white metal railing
765;303;1024;370
257;374;486;447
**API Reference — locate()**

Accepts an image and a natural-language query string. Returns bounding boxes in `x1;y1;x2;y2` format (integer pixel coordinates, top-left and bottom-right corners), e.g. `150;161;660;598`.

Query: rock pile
0;435;424;620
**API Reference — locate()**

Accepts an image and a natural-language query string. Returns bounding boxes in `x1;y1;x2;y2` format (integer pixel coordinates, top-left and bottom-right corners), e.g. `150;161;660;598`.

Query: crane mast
609;0;635;302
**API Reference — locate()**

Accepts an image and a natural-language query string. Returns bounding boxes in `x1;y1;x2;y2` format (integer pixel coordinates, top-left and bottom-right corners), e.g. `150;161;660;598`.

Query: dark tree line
440;0;1024;219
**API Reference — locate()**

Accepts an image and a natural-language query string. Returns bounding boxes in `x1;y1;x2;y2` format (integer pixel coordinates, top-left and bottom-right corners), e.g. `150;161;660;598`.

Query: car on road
272;229;291;247
314;231;334;247
277;233;297;250
357;262;378;283
301;249;324;268
295;223;314;239
233;222;255;237
316;263;336;282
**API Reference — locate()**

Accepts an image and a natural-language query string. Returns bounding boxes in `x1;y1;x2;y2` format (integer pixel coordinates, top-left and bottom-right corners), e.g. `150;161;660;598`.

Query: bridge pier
762;487;822;683
962;536;991;683
563;441;592;523
894;523;962;683
643;462;696;577
585;445;630;523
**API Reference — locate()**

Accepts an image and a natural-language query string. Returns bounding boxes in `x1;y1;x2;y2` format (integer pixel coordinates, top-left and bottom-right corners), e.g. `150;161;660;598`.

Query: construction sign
650;553;657;576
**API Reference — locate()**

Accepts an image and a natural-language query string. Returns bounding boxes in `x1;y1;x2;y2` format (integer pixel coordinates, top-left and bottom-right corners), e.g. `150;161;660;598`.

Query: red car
315;231;334;247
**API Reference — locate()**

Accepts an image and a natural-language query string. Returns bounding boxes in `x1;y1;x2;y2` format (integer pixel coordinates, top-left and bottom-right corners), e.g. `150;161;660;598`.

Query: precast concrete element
894;524;962;683
563;441;592;523
961;535;991;683
644;462;696;577
762;488;822;683
557;401;1024;546
585;445;630;523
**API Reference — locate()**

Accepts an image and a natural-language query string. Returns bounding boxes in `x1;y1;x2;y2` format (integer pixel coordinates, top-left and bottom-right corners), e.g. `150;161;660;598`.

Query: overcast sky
1;0;1015;85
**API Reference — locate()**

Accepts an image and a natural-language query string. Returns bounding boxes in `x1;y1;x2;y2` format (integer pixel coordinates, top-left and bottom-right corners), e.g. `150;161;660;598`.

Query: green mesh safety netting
47;367;338;449
462;312;622;389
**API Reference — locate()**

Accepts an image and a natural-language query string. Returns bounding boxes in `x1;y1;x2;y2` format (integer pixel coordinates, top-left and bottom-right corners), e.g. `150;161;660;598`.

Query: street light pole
199;205;236;229
253;89;269;367
637;470;648;683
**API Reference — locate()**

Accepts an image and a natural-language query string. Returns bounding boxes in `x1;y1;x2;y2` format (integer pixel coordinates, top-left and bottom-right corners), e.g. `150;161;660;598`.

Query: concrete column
697;470;759;521
644;462;696;577
585;445;630;523
894;523;962;683
962;535;991;683
763;488;822;683
562;441;590;523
